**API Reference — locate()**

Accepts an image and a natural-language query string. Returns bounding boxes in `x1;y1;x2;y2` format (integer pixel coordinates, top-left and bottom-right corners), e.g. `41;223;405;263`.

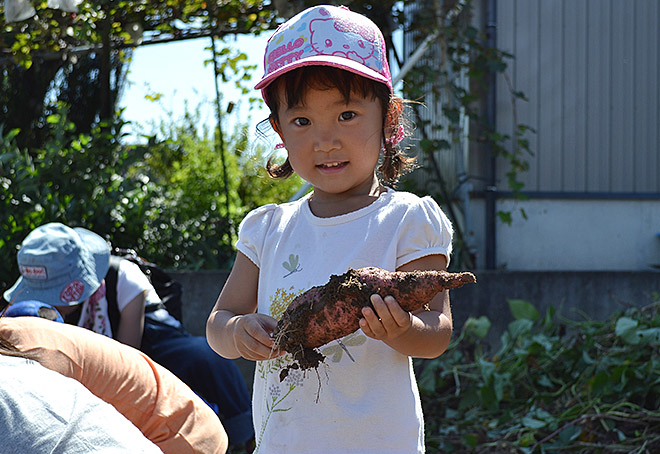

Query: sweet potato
273;267;476;373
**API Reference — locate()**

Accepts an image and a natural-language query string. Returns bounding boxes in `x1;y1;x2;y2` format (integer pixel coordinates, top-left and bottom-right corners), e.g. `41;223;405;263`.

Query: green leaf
581;350;596;365
144;93;163;102
463;316;491;339
506;319;534;339
477;357;495;380
557;425;582;445
615;317;639;345
461;433;478;447
508;299;540;321
522;416;546;429
531;333;554;352
519;434;535;447
636;327;660;345
493;371;510;401
1;128;21;143
589;370;610;396
537;374;553;388
479;383;498;410
496;210;513;225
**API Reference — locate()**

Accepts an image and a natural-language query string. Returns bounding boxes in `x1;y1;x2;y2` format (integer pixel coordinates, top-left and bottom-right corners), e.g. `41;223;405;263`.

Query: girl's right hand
231;313;282;361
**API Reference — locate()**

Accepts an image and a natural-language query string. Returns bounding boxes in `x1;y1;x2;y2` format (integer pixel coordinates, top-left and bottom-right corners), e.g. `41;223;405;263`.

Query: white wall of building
469;199;660;271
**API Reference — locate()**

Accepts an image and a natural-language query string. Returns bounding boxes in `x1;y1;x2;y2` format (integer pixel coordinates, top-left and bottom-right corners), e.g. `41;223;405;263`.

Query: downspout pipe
485;0;498;269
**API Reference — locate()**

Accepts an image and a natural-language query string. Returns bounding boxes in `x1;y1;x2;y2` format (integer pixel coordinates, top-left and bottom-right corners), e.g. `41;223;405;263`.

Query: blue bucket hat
3;300;64;323
3;223;110;307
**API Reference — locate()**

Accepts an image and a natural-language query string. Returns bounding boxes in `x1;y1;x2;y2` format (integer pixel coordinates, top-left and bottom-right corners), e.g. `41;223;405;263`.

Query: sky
119;29;405;144
119;33;269;143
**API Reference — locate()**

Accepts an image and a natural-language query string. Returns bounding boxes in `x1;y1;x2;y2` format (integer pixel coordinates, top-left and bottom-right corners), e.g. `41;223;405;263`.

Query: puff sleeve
396;196;454;268
236;204;278;268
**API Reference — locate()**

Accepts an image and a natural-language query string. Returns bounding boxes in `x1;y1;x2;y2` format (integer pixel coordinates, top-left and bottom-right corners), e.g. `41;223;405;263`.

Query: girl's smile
317;161;348;173
275;85;385;216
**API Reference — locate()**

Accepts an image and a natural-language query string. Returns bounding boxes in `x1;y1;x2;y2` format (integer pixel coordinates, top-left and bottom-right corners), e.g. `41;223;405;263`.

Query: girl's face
274;84;384;210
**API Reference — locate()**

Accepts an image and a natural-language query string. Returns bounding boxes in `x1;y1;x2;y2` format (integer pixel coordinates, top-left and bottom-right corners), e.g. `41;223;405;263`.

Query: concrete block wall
172;269;660;390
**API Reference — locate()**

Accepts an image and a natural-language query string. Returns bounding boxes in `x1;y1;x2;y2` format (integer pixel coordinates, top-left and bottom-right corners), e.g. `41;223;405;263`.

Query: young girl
207;5;454;453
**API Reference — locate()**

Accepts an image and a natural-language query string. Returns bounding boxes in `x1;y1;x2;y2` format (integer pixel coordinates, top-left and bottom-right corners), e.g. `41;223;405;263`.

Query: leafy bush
0;105;138;293
127;105;304;270
418;298;660;453
0;103;304;296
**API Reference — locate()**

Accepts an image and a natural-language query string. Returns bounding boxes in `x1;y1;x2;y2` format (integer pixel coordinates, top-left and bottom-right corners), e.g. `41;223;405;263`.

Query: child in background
0;314;229;454
3;222;254;450
0;333;163;454
207;5;454;453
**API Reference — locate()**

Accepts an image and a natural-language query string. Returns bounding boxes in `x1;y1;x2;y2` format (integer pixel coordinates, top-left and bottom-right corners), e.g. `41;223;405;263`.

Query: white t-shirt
77;259;176;337
115;259;162;309
0;354;163;453
237;189;453;453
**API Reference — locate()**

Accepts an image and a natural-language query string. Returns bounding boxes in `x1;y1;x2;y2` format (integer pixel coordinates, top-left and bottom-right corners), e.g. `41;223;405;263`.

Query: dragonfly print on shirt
282;254;302;278
321;331;367;363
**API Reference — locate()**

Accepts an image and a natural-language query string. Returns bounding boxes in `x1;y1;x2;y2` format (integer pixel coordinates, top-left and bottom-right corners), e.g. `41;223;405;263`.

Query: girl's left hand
359;294;412;340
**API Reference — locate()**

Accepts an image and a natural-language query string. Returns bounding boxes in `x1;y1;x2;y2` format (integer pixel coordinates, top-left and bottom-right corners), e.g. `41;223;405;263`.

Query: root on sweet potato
273;266;476;376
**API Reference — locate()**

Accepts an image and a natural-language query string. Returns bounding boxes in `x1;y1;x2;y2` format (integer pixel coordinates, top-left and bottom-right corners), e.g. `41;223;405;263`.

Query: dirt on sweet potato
273;266;476;376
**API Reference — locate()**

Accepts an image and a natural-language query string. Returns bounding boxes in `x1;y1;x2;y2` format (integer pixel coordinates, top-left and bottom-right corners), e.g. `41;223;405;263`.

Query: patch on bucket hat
60;280;85;304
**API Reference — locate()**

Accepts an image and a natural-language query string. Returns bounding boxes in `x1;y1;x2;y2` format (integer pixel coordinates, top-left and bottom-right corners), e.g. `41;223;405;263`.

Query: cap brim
3;277;27;305
254;55;392;91
3;277;72;307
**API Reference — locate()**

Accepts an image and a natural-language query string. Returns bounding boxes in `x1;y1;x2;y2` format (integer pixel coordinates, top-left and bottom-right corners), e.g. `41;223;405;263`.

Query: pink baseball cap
255;5;392;94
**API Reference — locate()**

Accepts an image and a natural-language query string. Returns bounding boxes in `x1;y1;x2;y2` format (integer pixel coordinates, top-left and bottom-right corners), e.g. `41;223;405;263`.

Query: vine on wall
397;0;534;269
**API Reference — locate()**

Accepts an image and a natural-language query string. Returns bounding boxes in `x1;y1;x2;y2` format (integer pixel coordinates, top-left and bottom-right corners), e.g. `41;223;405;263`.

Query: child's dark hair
264;66;416;185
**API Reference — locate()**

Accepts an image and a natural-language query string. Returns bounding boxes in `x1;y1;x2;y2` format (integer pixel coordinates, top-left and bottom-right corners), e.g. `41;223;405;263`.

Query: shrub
419;297;660;452
0;106;138;293
0;103;304;295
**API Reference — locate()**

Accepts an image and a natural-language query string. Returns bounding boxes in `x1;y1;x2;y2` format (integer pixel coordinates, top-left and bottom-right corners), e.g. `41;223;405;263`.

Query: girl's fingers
361;294;412;339
239;338;278;361
359;302;382;337
235;315;280;360
382;295;413;327
370;294;409;327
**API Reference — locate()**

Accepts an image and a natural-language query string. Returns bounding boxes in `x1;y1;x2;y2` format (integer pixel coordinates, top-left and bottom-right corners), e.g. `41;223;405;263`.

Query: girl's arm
115;291;146;349
206;252;279;361
359;253;453;359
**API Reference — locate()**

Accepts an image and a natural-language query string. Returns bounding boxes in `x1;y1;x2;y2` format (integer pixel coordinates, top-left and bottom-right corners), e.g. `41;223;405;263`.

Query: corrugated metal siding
401;1;467;196
496;0;660;194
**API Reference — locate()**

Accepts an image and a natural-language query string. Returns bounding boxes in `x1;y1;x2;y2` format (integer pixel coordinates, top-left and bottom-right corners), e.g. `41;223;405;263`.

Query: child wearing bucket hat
207;5;454;453
4;222;254;450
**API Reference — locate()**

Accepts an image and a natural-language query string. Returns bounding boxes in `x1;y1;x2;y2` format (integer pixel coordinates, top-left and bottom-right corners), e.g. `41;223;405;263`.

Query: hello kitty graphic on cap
255;5;392;93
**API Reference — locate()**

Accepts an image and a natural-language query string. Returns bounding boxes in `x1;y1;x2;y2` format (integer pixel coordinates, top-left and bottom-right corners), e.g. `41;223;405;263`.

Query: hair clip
385;125;405;146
